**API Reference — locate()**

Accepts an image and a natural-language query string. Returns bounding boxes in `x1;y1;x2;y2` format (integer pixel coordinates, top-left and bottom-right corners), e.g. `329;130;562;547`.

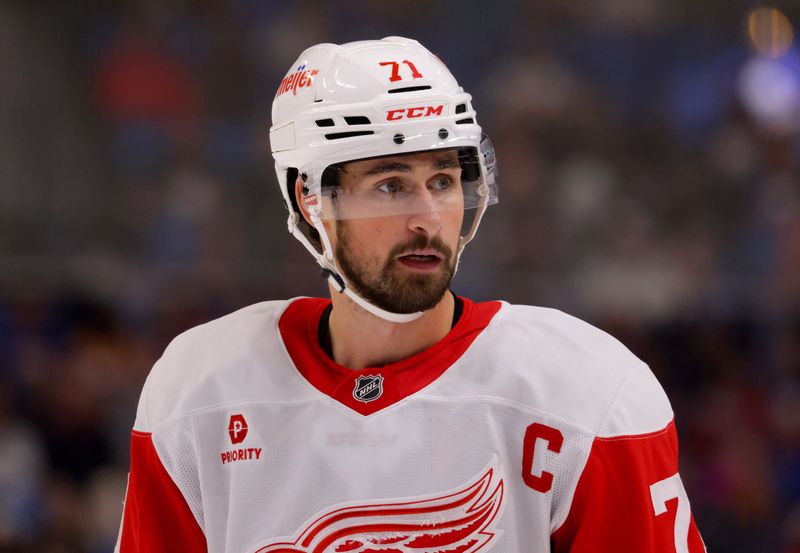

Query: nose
406;187;443;236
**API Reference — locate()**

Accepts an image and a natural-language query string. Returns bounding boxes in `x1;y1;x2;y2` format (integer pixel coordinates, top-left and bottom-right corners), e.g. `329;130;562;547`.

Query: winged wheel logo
255;460;504;553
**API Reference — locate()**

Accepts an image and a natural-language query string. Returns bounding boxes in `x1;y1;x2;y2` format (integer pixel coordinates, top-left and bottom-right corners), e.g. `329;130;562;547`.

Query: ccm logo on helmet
276;65;319;97
386;105;444;121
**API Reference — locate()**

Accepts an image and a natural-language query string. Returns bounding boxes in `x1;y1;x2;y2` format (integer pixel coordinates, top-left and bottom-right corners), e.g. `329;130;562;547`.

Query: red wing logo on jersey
254;459;504;553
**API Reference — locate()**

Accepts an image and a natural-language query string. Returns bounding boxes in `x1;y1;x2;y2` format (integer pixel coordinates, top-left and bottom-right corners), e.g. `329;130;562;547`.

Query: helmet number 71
379;60;424;82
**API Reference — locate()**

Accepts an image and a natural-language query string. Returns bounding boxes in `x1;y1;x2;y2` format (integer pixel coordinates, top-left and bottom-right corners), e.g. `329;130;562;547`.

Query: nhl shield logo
353;375;384;403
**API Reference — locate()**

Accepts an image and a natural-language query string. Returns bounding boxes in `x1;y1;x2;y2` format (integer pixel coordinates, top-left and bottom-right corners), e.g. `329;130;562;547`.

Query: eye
376;179;403;195
429;175;455;191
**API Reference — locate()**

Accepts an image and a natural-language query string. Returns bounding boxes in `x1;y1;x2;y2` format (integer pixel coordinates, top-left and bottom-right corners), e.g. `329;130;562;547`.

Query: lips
397;248;443;260
396;250;444;271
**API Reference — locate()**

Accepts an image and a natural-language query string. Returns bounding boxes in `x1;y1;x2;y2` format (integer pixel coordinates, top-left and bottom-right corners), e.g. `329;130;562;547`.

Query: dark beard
335;223;455;314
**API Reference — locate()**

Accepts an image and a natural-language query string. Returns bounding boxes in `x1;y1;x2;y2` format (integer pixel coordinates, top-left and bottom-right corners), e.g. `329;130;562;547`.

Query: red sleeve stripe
551;420;706;552
119;431;207;552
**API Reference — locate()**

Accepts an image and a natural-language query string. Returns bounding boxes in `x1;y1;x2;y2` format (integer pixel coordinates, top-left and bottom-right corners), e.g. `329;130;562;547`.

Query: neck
326;285;455;370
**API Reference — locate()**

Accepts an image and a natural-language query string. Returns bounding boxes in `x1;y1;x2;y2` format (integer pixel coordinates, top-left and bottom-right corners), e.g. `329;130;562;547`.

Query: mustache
388;234;453;260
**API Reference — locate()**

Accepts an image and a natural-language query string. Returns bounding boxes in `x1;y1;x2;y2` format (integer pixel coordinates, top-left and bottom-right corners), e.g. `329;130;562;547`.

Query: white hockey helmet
269;36;498;322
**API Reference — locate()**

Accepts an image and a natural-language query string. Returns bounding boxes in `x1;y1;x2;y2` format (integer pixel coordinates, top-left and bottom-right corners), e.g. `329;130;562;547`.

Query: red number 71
378;60;424;82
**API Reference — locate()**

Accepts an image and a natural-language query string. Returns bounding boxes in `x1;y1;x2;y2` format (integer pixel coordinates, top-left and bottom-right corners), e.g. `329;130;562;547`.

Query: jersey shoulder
438;302;673;437
133;298;314;432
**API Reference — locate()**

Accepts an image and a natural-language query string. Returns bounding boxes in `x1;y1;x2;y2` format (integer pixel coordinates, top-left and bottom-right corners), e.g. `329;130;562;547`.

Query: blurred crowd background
0;0;799;551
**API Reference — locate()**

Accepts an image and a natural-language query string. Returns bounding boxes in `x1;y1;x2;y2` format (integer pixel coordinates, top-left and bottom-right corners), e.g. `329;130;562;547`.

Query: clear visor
303;134;499;221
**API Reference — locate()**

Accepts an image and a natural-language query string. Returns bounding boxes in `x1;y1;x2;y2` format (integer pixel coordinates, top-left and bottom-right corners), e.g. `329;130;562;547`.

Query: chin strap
286;197;489;324
339;278;425;323
312;213;425;323
318;267;425;322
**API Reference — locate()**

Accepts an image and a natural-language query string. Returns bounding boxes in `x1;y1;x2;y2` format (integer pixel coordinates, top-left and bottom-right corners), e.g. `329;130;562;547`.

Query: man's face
326;149;464;314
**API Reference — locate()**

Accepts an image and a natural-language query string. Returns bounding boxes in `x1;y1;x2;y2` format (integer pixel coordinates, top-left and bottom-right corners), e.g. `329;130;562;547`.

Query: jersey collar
278;296;501;416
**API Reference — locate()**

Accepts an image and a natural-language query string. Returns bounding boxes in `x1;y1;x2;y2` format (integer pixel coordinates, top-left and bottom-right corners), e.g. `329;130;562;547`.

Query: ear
294;174;314;226
295;173;337;246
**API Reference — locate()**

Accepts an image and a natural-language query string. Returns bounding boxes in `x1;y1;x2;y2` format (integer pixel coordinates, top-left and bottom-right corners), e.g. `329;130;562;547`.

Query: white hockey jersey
116;297;705;552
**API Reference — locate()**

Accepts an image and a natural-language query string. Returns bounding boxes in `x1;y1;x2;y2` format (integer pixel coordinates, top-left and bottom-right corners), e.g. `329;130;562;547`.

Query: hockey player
116;37;706;552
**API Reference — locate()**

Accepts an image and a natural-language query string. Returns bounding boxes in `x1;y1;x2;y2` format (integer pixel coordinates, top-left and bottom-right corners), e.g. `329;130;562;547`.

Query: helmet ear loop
454;207;480;276
285;170;332;270
455;163;492;274
310;213;346;292
289;177;348;294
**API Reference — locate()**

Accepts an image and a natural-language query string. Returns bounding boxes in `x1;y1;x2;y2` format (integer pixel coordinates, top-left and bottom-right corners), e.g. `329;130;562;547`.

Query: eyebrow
363;158;459;176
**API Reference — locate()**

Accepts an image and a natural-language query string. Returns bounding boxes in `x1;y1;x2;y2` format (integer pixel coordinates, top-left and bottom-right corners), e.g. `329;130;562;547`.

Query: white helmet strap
309;213;425;323
286;194;489;324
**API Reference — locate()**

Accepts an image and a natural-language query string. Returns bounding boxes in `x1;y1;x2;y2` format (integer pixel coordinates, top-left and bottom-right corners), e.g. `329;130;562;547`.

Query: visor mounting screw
438;128;449;139
393;133;405;145
300;172;308;181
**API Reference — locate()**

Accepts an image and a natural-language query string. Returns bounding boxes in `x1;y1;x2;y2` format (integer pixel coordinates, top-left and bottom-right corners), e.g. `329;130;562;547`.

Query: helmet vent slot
344;116;371;125
455;103;467;114
456;118;475;125
315;118;335;127
325;131;374;140
388;86;432;94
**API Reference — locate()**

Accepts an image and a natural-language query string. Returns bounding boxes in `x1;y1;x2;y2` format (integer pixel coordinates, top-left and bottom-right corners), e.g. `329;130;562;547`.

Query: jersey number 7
650;473;692;553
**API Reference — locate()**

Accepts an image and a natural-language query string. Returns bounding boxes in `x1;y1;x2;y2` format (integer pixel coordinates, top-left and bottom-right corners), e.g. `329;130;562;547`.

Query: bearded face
335;221;456;314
